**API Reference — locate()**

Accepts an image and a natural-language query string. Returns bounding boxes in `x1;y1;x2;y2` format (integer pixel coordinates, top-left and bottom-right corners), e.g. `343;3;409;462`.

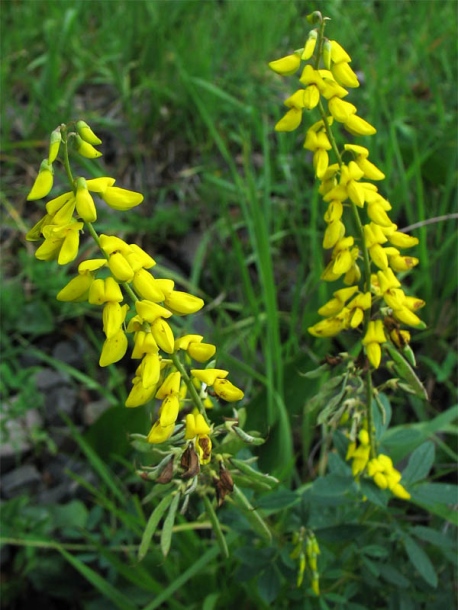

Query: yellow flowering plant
25;120;277;559
269;11;429;504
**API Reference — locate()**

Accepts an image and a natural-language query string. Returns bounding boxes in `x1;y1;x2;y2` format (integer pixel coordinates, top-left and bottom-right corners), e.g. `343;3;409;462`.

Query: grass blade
138;495;173;562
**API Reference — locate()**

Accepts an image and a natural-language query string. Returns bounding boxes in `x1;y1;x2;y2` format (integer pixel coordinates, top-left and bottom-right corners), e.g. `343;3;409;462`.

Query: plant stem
171;353;209;424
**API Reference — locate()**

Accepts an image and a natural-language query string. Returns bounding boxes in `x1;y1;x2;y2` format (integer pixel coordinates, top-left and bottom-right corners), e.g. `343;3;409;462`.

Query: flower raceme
269;16;425;371
26;121;244;469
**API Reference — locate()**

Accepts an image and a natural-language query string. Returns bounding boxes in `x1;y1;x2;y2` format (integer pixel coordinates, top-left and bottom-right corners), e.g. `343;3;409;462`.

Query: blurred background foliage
1;0;457;608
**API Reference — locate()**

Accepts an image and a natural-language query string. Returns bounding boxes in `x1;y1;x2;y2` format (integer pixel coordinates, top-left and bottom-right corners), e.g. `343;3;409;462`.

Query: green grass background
1;0;457;607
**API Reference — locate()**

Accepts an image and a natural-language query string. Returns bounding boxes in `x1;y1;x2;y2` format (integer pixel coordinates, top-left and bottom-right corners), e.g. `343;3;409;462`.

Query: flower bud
74;134;102;159
48;129;62;164
76;120;102;145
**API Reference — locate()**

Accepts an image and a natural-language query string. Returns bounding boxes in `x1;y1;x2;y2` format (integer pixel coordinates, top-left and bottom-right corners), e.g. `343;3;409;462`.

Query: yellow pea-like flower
74;134;102;159
27;159;54;201
268;53;301;75
164;291;204;315
99;328;128;367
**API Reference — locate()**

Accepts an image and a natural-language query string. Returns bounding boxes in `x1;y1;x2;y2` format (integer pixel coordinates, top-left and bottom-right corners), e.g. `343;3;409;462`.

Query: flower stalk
269;10;426;497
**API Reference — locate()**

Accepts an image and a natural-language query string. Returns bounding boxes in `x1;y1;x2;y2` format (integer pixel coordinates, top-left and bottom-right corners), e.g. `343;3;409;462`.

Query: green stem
171;353;209;424
61;127;75;187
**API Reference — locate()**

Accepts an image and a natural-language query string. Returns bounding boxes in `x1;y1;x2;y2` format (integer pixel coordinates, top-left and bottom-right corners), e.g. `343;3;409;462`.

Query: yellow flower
362;320;386;368
191;368;229;386
132;269;165;302
302;30;318;60
100;186;143;211
185;413;212;464
88;277;123;305
317;286;358;317
135;300;172;322
75;177;97;223
99;327;128;367
76;120;102;145
164;291;204;315
147;420;174;443
48;129;62;164
213;378;244;402
275;108;303;132
74;134;102;159
36;221;83;265
27;159;54;201
268;53;301;75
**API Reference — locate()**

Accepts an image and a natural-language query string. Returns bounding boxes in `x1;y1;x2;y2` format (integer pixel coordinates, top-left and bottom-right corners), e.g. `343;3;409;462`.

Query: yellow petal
275;108;302;132
268;53;301;75
164;291;204;315
213;378;244;402
102;187;143;210
191;368;228;386
99;329;128;366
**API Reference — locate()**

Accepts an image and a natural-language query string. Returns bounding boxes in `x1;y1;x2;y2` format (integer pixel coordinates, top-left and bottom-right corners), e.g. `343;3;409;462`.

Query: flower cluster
269;11;422;501
25;121;244;469
346;429;410;500
269;17;425;371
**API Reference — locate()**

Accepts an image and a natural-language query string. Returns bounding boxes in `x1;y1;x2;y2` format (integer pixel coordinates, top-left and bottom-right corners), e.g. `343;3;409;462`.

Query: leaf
257;564;281;605
403;535;438;587
160;492;181;557
231;485;272;542
402;441;435;484
412;525;456;550
202;495;229;559
254;488;300;511
385;342;428;400
359;480;389;508
311;474;354;497
411;482;458;506
300;363;330;379
230;458;279;490
377;562;410;588
138;495;173;562
373;392;392;439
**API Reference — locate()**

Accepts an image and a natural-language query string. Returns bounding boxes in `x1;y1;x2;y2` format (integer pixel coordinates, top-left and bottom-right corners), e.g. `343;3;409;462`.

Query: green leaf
402;441;435;484
254;488;300;511
160;492;181;557
311;474;354;497
300;363;330;379
49;500;88;530
230;458;279;489
377;562;410;588
138;495;173;562
232;485;272;542
385;342;428;400
359;480;389;508
202;495;229;559
403;535;438;587
373;392;392;439
257;564;281;605
412;525;456;550
411;482;458;506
